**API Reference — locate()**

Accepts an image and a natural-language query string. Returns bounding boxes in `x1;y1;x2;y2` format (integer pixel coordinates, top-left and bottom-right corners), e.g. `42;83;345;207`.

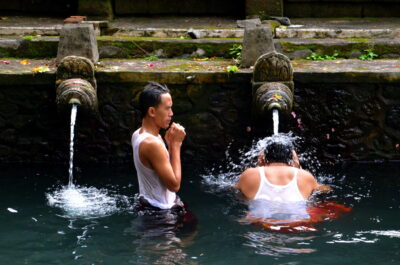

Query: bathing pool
1;162;399;264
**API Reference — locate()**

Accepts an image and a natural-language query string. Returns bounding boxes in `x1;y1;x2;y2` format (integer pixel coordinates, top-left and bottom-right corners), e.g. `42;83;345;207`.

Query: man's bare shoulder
240;167;259;179
238;167;259;187
140;136;166;155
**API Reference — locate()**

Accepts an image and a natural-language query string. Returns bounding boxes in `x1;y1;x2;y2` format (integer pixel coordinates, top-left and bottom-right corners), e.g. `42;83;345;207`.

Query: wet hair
263;136;295;165
139;81;169;117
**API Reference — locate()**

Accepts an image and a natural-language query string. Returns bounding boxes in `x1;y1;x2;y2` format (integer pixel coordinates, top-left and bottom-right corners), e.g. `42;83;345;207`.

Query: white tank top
131;129;176;209
254;167;304;202
249;167;309;220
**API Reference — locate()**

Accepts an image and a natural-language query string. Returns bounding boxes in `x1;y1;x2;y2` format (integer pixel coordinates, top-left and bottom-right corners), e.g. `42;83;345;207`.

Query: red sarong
248;201;352;233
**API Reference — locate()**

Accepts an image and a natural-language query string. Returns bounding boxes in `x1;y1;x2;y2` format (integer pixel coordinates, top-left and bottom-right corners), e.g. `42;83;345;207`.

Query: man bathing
131;81;187;213
236;135;330;221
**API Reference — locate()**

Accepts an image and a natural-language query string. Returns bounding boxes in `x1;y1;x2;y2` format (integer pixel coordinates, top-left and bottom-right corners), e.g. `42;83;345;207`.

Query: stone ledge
0;59;399;86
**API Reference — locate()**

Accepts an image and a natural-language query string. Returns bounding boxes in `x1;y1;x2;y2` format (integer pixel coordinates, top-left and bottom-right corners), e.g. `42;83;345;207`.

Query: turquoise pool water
1;162;399;264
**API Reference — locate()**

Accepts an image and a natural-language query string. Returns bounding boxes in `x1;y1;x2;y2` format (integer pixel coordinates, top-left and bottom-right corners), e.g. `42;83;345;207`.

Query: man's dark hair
139;81;169;117
263;137;294;164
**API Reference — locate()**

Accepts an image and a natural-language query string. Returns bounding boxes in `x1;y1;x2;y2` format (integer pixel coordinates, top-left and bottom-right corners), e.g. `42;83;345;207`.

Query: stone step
276;27;400;39
1;16;400;40
276;18;400;39
277;38;400;59
1;36;399;60
0;58;398;86
0;36;241;59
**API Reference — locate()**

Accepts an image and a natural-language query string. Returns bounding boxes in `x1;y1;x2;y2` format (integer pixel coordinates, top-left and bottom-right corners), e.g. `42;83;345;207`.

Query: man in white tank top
131;82;186;211
236;135;330;220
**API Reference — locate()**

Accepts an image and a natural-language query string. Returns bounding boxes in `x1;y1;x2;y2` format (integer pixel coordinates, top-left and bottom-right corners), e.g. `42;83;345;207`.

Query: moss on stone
345;38;372;42
21;40;58;58
372;44;400;56
98;38;238;58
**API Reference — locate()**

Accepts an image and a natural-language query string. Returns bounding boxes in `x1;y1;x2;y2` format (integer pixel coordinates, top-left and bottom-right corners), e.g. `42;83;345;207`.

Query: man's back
237;165;319;201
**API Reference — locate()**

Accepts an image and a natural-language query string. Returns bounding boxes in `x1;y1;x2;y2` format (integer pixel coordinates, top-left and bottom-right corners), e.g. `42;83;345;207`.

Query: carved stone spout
254;82;293;114
56;56;98;111
252;52;294;117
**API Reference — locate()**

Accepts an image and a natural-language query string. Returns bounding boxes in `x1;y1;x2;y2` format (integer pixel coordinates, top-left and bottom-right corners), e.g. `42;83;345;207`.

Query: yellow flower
20;59;30;65
32;65;50;73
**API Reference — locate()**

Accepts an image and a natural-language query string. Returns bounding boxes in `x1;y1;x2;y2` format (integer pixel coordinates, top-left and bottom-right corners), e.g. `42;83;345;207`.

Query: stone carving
56;56;96;89
253;52;293;83
253;82;293;114
56;56;98;111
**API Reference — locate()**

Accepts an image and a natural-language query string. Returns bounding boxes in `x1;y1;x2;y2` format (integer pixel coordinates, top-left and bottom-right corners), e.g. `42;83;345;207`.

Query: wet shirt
249;167;309;220
131;129;176;209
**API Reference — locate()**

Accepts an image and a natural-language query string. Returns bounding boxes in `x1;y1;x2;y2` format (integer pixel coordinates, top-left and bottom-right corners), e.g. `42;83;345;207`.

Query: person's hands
291;150;301;169
165;122;186;147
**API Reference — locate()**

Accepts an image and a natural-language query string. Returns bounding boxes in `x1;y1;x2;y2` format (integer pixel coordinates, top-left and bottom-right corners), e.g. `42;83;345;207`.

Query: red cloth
248;201;352;233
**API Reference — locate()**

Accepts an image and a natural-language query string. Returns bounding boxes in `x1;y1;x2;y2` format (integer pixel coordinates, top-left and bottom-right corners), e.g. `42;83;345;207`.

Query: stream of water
68;104;78;187
272;108;279;135
47;104;122;219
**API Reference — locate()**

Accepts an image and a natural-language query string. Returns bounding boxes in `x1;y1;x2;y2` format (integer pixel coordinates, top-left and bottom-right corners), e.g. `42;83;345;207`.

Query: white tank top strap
291;167;299;184
253;167;265;200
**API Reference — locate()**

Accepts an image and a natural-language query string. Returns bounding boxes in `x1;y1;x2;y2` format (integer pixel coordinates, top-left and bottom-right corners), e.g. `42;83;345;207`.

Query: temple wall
0;72;398;163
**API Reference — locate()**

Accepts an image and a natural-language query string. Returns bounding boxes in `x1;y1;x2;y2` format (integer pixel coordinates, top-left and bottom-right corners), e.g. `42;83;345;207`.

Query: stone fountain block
240;24;275;68
57;24;99;64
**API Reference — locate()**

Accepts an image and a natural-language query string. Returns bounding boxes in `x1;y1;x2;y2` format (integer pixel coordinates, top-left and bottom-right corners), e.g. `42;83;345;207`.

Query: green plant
229;44;242;65
224;65;239;74
306;52;339;60
144;55;159;61
359;49;378;60
23;35;36;41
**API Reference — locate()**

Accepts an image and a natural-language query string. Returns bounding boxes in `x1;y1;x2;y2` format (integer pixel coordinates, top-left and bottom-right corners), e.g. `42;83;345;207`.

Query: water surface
1;162;399;264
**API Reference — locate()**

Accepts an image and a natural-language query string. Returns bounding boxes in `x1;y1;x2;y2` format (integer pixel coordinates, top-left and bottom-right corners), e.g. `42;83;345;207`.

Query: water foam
46;185;132;219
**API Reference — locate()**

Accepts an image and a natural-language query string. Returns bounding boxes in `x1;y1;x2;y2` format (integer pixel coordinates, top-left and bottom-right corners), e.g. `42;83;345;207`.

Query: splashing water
69;104;78;187
47;104;134;219
272;109;279;135
46;185;132;219
202;133;300;192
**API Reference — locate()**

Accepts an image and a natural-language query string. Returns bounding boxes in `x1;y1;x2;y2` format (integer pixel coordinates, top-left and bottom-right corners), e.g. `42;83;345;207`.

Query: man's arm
141;139;181;192
236;168;259;200
300;169;332;198
164;123;186;191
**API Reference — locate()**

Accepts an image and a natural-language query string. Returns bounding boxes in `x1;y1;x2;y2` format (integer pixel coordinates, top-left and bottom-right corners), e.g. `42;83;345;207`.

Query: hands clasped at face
165;122;186;147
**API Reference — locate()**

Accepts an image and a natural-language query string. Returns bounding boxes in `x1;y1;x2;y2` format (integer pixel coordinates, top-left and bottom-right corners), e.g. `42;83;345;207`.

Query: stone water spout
252;52;294;118
56;56;98;111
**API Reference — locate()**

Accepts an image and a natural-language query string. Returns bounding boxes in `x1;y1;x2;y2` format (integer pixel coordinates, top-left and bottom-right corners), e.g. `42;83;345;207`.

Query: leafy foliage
144;55;159;61
229;44;242;65
306;52;339;60
224;65;239;74
359;49;378;60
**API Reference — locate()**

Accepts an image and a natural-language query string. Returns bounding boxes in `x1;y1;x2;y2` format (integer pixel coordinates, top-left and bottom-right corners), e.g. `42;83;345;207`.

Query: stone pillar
240;24;275;68
57;24;99;64
245;0;283;17
78;0;113;20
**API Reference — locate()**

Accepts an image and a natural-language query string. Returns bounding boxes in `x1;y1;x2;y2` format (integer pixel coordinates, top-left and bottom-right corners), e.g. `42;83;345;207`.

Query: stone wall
0;75;398;164
0;80;252;164
292;82;400;161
